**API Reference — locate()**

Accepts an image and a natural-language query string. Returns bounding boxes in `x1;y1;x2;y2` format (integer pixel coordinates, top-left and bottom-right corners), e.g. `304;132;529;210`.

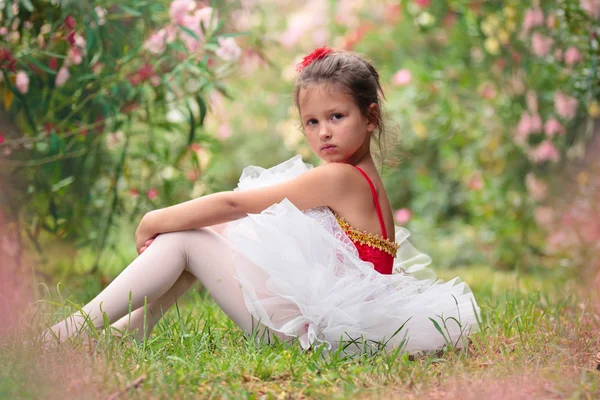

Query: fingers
139;238;155;254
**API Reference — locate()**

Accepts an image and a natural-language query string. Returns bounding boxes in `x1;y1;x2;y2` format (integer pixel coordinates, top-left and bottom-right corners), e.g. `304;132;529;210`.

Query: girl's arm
141;162;356;236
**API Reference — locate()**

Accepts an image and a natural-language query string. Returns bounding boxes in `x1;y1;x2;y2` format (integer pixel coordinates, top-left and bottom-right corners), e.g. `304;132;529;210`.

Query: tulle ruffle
223;156;480;353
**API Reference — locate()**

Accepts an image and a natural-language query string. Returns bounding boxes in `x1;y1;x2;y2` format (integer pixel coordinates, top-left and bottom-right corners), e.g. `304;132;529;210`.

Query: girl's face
298;83;377;164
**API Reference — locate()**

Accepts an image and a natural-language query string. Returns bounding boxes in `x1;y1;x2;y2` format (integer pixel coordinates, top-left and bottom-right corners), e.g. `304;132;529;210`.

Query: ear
366;103;379;132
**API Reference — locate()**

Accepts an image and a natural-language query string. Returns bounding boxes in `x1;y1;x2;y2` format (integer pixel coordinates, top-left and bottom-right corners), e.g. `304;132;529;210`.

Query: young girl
45;48;479;353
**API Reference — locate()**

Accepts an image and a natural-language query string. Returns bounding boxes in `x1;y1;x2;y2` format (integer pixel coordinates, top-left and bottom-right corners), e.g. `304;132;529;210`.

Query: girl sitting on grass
45;47;480;354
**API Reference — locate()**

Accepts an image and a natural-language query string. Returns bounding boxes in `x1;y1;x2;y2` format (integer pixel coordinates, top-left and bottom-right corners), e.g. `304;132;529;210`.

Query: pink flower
15;71;29;94
55;65;70;87
216;37;241;62
528;140;561;163
580;0;600;19
218;123;232;139
394;208;412;225
105;130;125;150
66;30;76;46
392;69;412;86
531;32;553;57
94;7;107;26
479;83;496;99
523;8;544;32
67;47;82;65
194;7;215;30
414;0;431;7
525;173;548;201
554;92;578;119
170;0;196;25
147;188;158;200
515;112;542;145
467;173;484;191
64;15;76;30
130;188;140;198
178;8;215;53
144;29;168;55
564;46;582;66
0;132;4;144
544;118;566;137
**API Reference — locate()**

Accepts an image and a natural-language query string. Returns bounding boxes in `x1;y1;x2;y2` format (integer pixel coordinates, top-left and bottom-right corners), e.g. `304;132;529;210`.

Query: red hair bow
295;46;334;73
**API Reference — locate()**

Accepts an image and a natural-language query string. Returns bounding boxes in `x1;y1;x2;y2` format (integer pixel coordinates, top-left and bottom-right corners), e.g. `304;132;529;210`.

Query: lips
321;144;336;150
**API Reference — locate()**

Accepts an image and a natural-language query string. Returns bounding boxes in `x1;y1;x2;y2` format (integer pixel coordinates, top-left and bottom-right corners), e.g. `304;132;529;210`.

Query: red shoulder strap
353;166;387;239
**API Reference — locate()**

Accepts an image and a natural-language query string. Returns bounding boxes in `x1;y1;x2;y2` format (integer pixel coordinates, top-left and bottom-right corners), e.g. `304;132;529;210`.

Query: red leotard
333;166;398;275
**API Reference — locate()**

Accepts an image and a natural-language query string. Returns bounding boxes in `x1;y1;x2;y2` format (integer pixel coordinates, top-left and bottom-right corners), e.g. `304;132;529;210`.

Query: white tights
47;224;288;343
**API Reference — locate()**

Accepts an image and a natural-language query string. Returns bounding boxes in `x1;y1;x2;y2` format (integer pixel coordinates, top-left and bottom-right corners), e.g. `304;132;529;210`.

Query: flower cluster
0;48;16;72
143;0;241;62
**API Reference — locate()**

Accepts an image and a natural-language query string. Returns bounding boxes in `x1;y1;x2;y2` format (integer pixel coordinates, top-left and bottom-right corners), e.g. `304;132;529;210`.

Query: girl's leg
46;227;275;342
109;271;197;341
108;223;230;341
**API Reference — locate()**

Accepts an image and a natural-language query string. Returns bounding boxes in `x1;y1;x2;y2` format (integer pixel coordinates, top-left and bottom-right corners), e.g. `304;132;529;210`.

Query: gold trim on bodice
333;213;400;257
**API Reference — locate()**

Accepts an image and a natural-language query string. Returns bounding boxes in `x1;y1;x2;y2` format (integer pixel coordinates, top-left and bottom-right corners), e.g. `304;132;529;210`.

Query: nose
319;123;332;140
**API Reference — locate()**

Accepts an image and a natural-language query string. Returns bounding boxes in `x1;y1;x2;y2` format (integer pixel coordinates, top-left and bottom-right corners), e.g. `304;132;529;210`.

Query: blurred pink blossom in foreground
15;70;29;94
216;37;241;62
392;69;412;86
467;173;484;191
147;188;158;200
531;32;553;57
515;112;542;145
218;123;232;139
523;8;544;32
528;140;561;163
564;46;582;66
170;0;195;25
580;0;600;19
554;92;578;119
544;118;566;137
55;65;70;87
144;29;171;55
394;208;412;225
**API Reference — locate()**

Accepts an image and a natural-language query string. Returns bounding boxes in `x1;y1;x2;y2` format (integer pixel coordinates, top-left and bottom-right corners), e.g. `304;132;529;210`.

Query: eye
306;118;318;126
331;113;343;121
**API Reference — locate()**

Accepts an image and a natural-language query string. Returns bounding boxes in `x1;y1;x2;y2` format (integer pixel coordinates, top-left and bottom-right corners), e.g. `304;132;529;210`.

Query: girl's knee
153;228;216;249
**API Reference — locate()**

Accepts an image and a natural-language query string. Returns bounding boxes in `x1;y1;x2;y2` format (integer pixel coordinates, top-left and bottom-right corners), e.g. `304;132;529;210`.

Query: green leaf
187;104;196;146
52;176;75;192
119;5;142;17
196;95;207;127
178;25;200;40
26;56;57;75
428;317;449;343
50;132;58;154
19;0;34;12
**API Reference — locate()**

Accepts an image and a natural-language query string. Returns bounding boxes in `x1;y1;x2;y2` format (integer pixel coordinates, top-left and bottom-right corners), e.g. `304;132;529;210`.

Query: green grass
1;265;599;399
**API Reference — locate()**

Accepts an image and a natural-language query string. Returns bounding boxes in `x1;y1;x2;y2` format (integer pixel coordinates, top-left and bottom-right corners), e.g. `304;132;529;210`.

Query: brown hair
294;49;395;169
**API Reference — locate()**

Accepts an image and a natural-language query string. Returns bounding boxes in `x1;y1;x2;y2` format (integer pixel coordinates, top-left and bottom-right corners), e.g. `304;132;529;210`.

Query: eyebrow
301;108;344;119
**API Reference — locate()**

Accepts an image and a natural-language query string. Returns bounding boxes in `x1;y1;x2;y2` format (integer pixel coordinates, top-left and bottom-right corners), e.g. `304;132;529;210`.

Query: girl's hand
139;238;156;254
135;213;159;254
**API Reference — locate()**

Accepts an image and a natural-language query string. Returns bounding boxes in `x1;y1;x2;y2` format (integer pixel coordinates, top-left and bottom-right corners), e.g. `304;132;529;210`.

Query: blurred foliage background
0;0;599;283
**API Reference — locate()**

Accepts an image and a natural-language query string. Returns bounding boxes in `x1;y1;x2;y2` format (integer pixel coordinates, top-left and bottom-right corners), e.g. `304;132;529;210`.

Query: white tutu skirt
223;155;480;354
